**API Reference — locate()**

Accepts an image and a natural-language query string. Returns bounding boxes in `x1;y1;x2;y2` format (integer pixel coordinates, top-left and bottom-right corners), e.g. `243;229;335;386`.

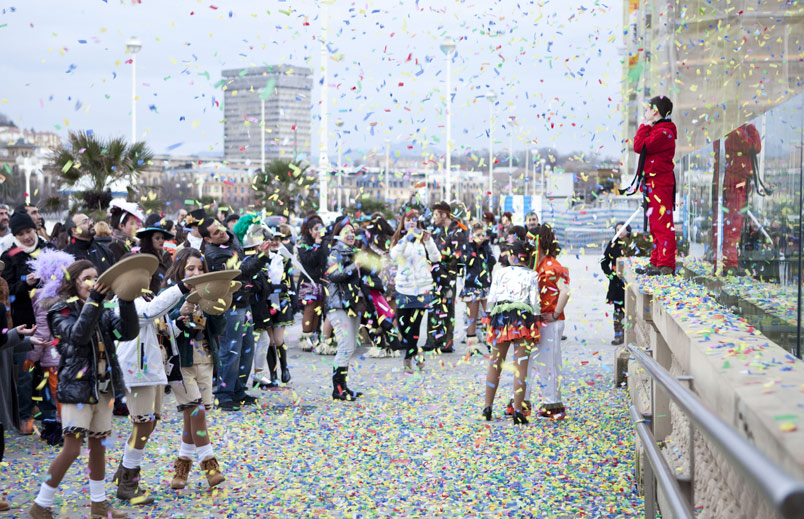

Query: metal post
525;148;529;199
384;139;390;204
337;138;343;214
539;159;546;220
486;90;496;213
508;119;514;197
131;53;137;144
445;54;452;201
318;2;329;213
23;159;31;205
260;98;266;171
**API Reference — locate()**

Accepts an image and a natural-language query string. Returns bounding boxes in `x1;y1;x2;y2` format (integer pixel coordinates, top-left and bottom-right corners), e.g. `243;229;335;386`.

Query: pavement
1;252;644;518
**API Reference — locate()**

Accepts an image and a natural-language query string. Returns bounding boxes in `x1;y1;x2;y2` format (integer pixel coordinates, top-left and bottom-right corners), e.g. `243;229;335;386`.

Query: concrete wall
619;259;804;518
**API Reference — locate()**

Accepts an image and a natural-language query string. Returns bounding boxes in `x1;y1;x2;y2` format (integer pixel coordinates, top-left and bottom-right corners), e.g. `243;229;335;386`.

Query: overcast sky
0;0;624;165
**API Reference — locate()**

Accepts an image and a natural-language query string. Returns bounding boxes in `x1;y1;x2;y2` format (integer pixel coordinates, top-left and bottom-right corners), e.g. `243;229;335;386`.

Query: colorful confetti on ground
683;257;798;326
1;255;643;518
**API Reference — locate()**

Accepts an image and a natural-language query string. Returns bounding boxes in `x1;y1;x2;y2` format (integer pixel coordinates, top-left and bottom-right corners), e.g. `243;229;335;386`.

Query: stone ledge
622;257;804;517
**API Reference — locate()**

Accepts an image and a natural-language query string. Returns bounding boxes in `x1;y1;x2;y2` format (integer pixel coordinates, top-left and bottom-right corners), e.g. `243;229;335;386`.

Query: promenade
2;254;642;518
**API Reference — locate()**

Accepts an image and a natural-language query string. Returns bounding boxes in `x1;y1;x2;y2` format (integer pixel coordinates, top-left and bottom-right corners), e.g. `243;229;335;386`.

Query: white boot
315;336;337;355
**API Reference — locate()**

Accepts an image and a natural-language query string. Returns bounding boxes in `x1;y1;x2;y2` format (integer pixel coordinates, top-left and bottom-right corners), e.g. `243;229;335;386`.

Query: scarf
13;237;39;255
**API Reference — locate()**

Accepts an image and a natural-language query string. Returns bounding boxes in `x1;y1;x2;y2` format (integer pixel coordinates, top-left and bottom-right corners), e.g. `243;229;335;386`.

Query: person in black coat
601;222;635;345
460;222;496;353
63;213;115;274
0;210;54;435
297;213;329;351
199;218;271;410
29;259;138;519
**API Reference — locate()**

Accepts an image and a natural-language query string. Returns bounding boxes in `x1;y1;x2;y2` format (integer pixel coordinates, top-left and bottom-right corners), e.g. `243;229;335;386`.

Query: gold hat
96;254;159;301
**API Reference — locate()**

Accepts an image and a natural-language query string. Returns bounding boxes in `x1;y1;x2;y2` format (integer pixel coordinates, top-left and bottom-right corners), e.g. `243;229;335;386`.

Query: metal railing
627;344;804;519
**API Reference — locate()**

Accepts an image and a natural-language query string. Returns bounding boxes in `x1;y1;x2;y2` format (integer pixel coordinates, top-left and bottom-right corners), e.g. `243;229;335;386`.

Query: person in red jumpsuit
633;96;677;275
723;124;761;274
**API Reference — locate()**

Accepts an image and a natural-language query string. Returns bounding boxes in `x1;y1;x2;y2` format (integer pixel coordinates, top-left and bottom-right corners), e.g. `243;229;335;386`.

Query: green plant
251;159;317;217
51;131;153;211
346;193;392;220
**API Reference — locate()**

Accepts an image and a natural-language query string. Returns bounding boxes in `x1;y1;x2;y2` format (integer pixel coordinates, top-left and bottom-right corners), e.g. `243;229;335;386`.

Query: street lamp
16;156;40;205
318;1;330;213
259;92;266;172
336;118;344;214
539;158;547;221
508;115;516;197
384;138;391;204
440;37;456;201
485;90;497;212
126;37;142;144
532;149;539;201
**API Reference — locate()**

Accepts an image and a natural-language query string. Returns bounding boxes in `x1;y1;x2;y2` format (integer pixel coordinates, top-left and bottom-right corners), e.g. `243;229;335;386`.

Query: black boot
266;344;279;387
332;367;362;401
278;343;291;383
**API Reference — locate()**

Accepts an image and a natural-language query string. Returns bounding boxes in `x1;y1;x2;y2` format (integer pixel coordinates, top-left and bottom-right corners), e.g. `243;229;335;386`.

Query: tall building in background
222;65;313;164
622;0;804;165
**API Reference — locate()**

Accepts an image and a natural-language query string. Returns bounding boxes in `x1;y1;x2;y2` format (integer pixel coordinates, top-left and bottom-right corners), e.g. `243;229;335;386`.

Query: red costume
723;124;761;269
634;120;678;269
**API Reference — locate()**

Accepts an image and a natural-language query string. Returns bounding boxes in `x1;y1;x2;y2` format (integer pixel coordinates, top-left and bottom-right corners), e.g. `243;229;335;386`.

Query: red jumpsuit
723;124;761;269
634;120;678;269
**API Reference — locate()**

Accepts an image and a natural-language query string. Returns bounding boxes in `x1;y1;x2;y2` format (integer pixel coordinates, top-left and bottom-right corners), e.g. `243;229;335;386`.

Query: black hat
136;224;175;241
649;96;673;119
185;208;206;227
432;201;452;215
10;211;36;236
224;213;240;226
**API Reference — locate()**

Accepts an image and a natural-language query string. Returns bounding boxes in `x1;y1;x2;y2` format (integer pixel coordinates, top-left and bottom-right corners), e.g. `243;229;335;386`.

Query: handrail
627;345;804;519
628;405;694;519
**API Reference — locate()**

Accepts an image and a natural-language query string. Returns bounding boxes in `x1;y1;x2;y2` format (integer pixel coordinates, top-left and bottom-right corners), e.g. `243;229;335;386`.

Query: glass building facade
623;1;804;357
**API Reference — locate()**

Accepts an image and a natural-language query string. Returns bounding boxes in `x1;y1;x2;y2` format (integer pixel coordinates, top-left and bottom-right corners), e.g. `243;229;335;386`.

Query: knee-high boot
277;344;291;383
266;344;279;387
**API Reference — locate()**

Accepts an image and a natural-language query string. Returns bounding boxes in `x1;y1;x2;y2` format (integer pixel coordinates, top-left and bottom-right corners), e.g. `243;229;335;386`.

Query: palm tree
251;159;318;217
51;131;154;212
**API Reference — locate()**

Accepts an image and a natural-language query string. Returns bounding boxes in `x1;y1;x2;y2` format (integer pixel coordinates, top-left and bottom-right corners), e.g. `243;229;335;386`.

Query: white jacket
115;284;186;390
487;265;540;312
389;236;441;296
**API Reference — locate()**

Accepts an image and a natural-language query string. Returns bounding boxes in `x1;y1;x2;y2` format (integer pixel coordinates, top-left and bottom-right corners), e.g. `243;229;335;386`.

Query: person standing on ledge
633;95;677;276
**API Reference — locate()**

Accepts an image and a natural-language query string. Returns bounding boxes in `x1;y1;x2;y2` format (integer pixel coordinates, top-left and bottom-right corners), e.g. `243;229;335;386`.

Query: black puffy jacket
324;240;361;313
203;231;269;308
63;238;114;274
460;240;496;290
47;291;139;405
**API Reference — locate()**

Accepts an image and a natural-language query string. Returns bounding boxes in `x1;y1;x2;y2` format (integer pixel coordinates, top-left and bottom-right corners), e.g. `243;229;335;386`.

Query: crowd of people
0;195;590;518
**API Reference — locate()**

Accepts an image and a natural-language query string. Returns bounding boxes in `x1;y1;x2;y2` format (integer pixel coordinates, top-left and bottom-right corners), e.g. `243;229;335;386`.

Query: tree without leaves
251;159;317;218
51;131;154;212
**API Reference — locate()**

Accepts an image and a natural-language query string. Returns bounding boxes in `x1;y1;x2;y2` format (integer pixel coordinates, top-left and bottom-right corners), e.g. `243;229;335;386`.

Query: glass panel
680;92;804;357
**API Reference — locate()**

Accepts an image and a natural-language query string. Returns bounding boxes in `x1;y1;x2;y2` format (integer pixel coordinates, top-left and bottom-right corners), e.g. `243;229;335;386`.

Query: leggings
330;310;360;368
397;307;426;360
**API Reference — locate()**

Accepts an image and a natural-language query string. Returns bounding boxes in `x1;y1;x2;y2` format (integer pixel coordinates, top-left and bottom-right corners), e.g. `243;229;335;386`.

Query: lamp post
260;95;266;172
508;115;515;197
16;156;35;204
532;149;539;201
440;37;456;201
384;138;391;205
336;118;344;213
126;37;142;144
318;1;330;213
486;90;497;212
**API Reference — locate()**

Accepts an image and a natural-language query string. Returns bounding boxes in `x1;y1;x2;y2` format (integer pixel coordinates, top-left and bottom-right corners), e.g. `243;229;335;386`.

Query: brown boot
200;457;225;488
171;457;193;490
115;465;155;505
90;500;127;518
28;502;54;518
